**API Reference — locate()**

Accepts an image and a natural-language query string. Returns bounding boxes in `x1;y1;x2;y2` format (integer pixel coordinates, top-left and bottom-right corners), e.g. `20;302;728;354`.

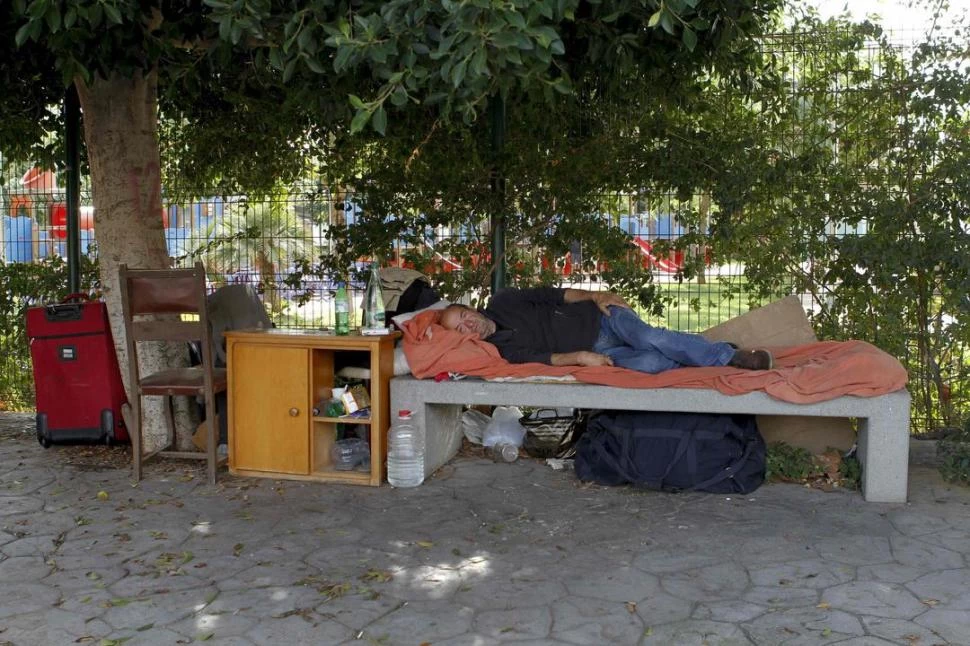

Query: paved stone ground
2;412;969;646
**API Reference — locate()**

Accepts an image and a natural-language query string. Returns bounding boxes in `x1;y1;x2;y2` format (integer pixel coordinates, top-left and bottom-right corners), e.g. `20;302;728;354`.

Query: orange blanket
400;310;908;404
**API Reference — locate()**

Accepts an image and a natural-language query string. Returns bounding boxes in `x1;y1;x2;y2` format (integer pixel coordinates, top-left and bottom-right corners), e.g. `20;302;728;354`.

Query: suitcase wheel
36;413;51;449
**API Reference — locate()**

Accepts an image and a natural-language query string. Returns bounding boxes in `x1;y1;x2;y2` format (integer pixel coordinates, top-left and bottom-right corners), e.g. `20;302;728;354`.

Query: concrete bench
390;376;911;503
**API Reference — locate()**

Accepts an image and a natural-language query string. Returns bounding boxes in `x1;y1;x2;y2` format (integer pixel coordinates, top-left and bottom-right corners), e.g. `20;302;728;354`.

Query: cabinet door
231;344;310;475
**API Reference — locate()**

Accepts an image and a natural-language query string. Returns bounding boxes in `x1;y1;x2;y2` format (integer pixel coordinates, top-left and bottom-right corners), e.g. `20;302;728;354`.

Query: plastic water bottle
387;410;423;487
363;261;385;330
489;443;519;463
331;438;370;470
334;282;350;335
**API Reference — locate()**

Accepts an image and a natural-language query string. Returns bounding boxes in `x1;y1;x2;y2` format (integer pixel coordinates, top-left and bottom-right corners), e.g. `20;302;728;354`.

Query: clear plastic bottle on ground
387;410;424;487
331;437;370;470
489;443;519;463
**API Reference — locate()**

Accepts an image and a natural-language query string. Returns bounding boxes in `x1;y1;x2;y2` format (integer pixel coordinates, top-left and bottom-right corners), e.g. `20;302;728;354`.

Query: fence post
65;84;82;294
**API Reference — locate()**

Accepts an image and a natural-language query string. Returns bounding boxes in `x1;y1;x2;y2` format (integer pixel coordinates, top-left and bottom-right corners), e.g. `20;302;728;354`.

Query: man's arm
562;289;632;316
550;351;614;367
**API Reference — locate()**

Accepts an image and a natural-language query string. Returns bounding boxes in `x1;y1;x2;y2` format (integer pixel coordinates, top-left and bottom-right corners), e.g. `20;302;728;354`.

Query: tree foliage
209;0;782;133
710;13;970;430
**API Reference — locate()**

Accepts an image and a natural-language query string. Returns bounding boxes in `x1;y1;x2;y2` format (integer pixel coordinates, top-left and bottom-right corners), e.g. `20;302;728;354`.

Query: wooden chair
119;261;227;484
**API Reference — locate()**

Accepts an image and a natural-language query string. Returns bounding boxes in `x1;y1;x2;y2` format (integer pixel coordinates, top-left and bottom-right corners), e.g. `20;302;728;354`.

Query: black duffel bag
574;411;766;494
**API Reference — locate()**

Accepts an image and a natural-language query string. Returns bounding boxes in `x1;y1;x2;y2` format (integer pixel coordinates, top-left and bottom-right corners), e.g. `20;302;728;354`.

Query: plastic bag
462;409;491;444
483;406;526;448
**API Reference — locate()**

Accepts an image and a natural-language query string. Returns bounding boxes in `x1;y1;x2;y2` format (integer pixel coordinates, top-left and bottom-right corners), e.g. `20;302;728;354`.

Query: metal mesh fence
0;28;962;434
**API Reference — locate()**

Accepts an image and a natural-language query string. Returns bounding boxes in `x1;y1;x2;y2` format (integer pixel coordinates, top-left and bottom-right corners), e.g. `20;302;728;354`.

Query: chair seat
139;366;227;396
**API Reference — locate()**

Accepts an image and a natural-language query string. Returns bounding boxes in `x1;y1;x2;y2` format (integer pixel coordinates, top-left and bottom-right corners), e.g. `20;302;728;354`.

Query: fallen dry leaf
361;569;393;583
624;601;637;613
816;601;831;609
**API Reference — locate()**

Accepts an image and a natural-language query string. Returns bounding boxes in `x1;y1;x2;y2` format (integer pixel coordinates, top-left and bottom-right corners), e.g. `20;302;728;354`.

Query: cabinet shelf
226;329;399;487
312;415;372;425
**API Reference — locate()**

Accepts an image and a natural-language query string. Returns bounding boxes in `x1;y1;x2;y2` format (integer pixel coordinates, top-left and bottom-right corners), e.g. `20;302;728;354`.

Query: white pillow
393;346;411;376
391;299;451;329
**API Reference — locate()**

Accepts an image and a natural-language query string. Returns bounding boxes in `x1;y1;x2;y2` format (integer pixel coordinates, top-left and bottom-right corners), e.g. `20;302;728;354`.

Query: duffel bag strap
586;425;639;484
685;436;756;493
637;430;693;491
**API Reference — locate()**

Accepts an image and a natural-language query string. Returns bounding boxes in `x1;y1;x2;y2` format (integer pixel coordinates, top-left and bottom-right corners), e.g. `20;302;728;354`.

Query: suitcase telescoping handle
45;293;94;322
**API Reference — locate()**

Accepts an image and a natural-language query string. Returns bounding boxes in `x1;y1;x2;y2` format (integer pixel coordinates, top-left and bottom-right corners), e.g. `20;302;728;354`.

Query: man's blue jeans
591;306;736;374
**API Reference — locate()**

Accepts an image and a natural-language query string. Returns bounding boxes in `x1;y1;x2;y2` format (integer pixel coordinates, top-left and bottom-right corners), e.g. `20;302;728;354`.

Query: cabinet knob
289;407;300;417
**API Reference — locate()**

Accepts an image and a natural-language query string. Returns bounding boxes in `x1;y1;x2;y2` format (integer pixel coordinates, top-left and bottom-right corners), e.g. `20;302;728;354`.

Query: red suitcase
26;294;129;447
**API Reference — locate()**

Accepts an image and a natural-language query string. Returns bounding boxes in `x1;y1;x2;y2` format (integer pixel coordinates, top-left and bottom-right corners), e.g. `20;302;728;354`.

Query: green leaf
648;10;662;28
282;58;297;83
490;31;521;49
660;12;676;35
27;0;47;19
348;94;365;110
45;5;61;32
64;7;76;27
350;109;371;134
682;27;697;51
505;11;526;30
305;56;325;74
371;105;387;135
103;3;122;25
450;58;467;88
389;86;408;106
14;22;32;46
269;47;283;71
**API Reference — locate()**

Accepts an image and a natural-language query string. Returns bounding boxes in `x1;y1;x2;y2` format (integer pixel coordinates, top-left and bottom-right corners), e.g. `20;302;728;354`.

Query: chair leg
131;396;142;481
206;417;217;485
205;394;218;485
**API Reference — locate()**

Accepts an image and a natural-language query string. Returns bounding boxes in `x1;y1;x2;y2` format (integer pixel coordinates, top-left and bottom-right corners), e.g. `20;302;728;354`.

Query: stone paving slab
1;413;969;645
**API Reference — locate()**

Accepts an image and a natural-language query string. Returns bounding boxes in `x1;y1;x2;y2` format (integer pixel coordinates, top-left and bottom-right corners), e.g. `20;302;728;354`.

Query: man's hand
563;288;631;315
551;351;615;367
590;291;631;316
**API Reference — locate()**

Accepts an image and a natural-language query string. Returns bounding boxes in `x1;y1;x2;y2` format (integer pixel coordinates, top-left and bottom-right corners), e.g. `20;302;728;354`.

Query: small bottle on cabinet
363;261;386;330
334;282;350;335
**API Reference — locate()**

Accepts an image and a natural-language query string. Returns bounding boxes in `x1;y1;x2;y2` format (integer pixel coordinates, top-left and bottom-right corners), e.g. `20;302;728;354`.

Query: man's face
440;306;496;340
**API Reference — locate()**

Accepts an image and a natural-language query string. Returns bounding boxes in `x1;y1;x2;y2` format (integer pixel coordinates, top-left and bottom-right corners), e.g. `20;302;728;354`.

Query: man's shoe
729;349;773;370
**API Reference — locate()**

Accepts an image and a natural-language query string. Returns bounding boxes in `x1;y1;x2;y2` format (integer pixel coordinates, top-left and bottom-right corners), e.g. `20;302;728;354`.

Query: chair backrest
119;262;215;386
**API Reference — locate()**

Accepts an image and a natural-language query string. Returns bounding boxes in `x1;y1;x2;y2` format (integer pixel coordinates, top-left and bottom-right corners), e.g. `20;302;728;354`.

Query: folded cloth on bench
400;310;907;404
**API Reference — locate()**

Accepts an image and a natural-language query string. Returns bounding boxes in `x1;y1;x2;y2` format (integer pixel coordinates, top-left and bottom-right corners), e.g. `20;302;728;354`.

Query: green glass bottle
334;282;350;335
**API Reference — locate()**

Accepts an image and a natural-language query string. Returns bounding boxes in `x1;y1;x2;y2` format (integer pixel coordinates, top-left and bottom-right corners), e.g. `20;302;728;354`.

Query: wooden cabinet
226;329;399;486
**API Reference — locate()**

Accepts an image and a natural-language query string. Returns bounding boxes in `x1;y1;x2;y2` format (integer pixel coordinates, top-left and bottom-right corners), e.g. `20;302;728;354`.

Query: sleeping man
438;287;772;374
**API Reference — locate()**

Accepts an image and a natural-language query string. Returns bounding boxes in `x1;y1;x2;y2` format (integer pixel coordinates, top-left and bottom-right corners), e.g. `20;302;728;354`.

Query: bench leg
857;409;909;503
423;404;464;477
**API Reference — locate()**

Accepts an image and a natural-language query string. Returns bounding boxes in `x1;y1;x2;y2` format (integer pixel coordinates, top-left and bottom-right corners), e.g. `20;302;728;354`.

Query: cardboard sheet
702;296;855;453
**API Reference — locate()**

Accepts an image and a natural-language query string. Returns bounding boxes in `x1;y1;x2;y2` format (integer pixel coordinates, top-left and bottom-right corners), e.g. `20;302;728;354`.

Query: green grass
640;277;770;333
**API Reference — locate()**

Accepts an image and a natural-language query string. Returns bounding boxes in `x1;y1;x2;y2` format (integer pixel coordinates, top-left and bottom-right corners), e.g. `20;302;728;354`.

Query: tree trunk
76;70;198;453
